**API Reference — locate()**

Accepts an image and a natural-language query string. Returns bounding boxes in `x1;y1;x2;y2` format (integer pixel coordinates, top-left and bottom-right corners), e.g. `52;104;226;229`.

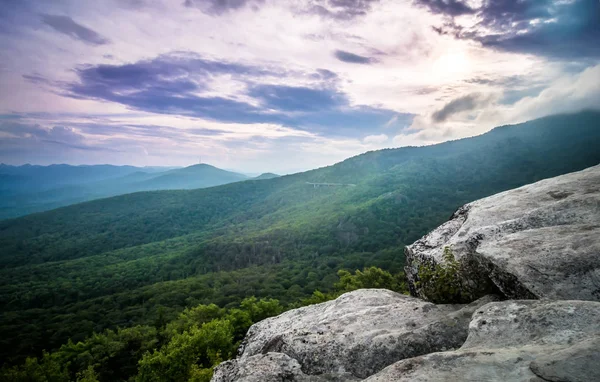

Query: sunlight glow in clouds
0;0;598;173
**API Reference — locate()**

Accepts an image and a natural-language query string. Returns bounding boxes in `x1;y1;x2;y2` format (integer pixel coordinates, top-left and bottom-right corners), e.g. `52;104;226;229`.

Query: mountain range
0;111;599;366
0;163;248;219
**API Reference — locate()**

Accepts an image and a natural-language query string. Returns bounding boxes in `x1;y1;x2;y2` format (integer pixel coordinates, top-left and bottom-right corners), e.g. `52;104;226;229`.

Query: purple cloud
41;14;110;45
334;50;374;64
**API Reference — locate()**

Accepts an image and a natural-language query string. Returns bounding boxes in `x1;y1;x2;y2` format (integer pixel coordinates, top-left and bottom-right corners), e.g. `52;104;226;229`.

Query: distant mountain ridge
0;163;247;219
253;173;280;180
135;164;248;190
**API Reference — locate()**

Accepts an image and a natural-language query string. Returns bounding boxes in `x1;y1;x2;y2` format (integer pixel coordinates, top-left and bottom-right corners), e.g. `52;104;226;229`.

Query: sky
0;0;599;174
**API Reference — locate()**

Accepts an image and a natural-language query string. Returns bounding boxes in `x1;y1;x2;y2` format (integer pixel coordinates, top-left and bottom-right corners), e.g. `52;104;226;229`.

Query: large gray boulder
365;299;600;381
405;164;600;302
212;289;497;381
212;352;356;382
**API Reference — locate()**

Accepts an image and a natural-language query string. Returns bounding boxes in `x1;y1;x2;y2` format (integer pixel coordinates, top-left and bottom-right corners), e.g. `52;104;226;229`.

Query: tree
136;319;234;382
0;352;68;382
335;266;407;293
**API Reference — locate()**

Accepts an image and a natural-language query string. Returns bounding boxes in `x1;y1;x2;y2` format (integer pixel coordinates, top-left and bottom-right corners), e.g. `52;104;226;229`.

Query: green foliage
293;267;408;308
164;304;225;340
296;290;335;307
0;352;68;382
76;366;100;382
416;247;467;303
136;319;234;382
335;266;407;293
52;325;159;381
133;297;283;382
239;297;284;323
0;296;290;382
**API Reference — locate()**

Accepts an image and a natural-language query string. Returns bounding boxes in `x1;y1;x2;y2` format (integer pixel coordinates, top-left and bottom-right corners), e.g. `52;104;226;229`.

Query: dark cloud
183;0;265;14
413;0;474;17
249;85;346;112
41;14;110;46
25;52;409;137
56;53;276;123
422;0;600;59
74;52;275;87
306;0;380;20
22;74;52;85
118;0;163;9
432;93;487;122
334;50;374;64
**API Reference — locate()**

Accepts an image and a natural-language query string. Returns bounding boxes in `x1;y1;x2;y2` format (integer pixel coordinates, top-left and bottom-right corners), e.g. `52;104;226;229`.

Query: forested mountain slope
253;173;280;180
0;163;246;219
132;164;248;190
1;111;599;365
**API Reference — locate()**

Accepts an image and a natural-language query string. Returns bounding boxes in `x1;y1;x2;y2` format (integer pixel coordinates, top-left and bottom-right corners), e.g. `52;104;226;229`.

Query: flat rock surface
365;299;600;381
405;164;600;301
213;289;496;380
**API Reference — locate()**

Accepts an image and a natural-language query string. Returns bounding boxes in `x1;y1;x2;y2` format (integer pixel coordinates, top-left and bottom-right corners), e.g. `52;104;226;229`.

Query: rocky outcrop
214;296;600;382
405;164;600;302
213;289;497;381
212;352;357;382
364;299;600;381
213;165;600;381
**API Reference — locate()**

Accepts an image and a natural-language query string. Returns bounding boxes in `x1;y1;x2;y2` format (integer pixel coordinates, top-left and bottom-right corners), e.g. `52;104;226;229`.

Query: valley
1;111;599;370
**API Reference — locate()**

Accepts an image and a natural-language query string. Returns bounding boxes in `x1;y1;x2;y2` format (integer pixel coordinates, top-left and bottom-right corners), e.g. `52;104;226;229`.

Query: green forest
1;111;599;380
0;266;405;381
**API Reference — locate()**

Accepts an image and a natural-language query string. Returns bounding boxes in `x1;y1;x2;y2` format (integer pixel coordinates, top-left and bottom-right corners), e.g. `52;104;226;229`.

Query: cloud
183;0;265;14
398;64;600;149
476;1;600;58
55;53;279;123
432;93;489;122
363;133;387;144
504;64;600;122
334;50;374;64
3;0;597;172
423;0;600;59
0;122;121;157
41;14;110;46
312;69;338;81
305;0;381;20
293;107;412;138
23;52;409;138
249;85;346;112
413;0;474;17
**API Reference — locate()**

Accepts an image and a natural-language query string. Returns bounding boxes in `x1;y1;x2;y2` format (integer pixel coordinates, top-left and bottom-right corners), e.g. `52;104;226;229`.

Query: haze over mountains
0;163;250;219
1;111;599;367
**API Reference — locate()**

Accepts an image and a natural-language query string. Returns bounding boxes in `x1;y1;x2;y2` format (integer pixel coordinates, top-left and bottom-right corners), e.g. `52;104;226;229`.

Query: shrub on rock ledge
416;247;470;303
